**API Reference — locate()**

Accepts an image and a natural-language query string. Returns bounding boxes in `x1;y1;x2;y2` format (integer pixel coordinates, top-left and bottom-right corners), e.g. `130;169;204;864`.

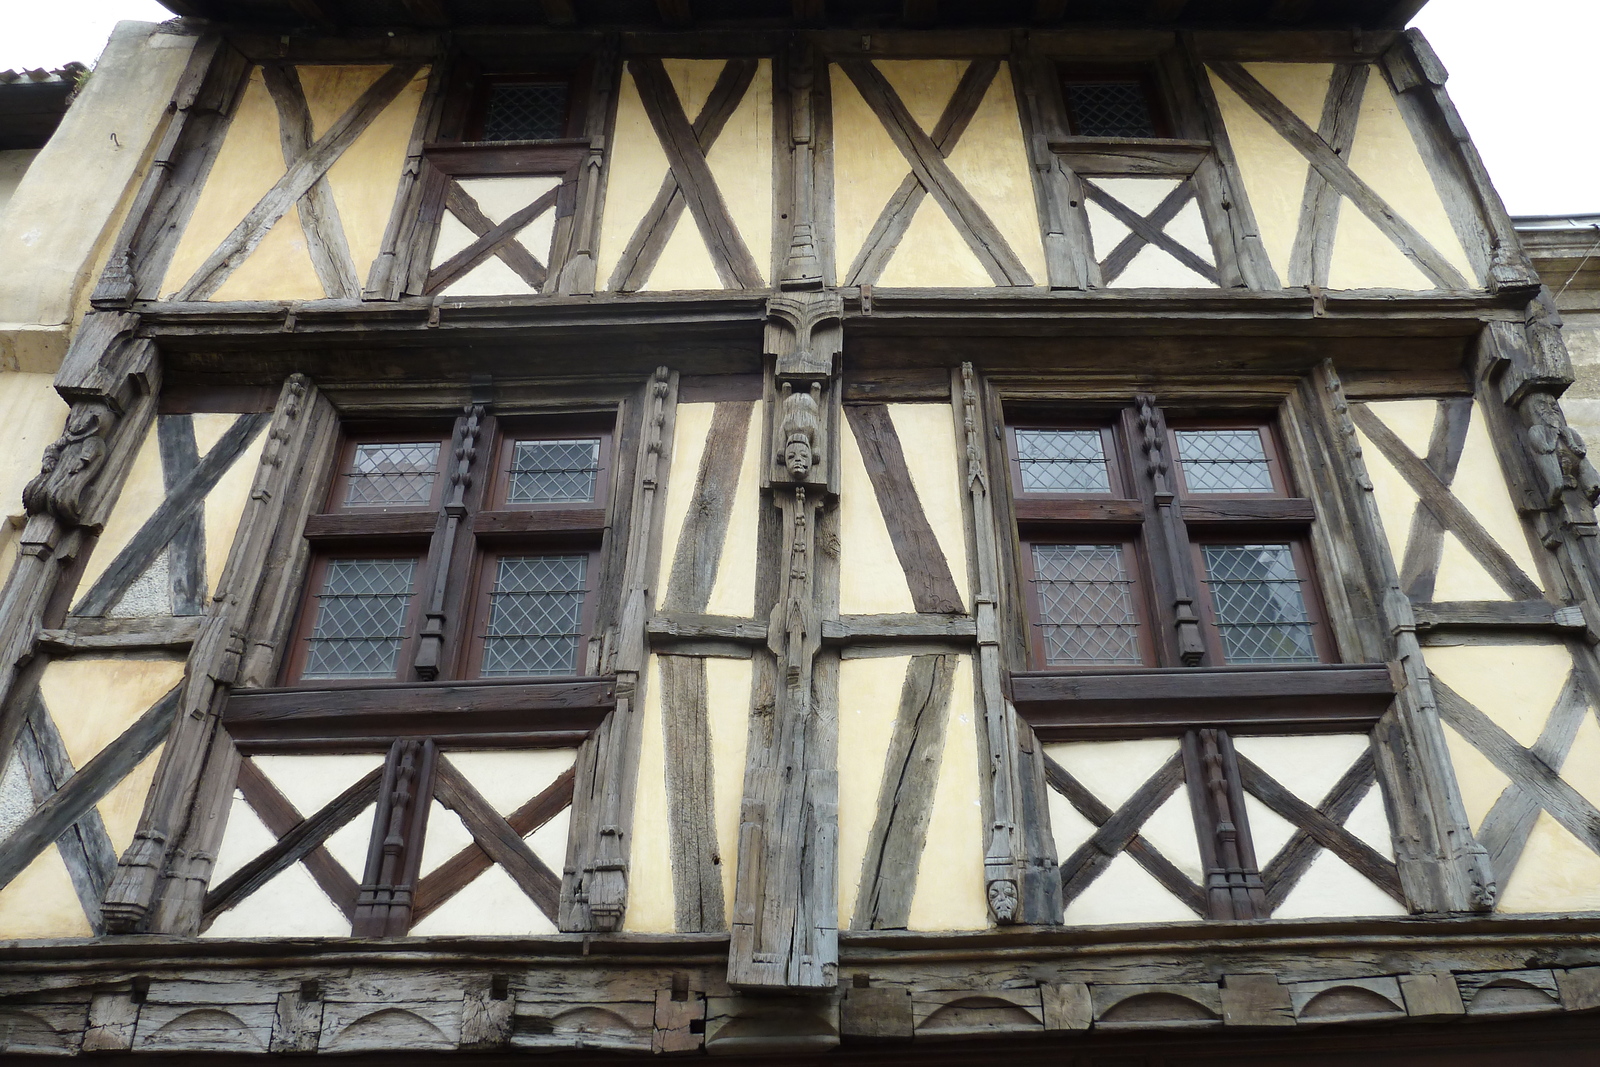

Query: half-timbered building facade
1;0;1599;1061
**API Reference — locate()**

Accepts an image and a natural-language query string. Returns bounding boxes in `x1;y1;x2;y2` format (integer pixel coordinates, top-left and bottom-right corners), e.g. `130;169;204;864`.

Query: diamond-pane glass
1016;429;1112;493
507;438;600;503
1031;544;1141;666
482;83;569;141
303;559;417;679
1065;81;1158;138
1201;544;1317;665
482;555;588;676
344;442;440;507
1175;430;1274;494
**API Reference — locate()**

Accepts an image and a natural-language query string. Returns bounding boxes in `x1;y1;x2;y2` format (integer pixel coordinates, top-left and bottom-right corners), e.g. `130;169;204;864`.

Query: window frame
1055;63;1176;140
283;547;431;686
460;543;604;681
1020;535;1158;670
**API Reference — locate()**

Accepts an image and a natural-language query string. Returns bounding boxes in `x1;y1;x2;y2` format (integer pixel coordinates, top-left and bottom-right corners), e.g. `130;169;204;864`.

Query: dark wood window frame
219;405;622;937
1056;63;1176;140
1003;395;1396;921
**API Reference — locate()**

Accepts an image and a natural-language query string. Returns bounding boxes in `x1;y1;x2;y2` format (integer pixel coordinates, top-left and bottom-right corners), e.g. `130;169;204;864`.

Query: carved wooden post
415;402;488;679
1296;360;1494;913
102;374;331;932
1134;395;1206;666
562;366;676;931
555;35;620;295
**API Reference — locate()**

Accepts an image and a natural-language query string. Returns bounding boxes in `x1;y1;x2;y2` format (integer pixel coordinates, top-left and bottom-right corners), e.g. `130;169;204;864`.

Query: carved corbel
22;402;118;528
765;292;842;385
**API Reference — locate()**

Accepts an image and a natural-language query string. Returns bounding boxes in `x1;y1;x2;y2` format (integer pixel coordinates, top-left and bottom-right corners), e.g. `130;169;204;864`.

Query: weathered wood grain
844;404;963;615
659;655;725;931
424;180;558;296
157;414;207;615
1287;63;1366;289
1086;179;1220;286
235;757;359;920
433;757;562;923
853;654;955;930
1398;397;1472;602
663;401;753;614
1259;746;1382;911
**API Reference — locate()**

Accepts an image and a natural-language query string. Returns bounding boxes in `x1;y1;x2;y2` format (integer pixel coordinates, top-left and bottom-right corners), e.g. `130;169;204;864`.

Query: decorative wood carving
415;402;486;679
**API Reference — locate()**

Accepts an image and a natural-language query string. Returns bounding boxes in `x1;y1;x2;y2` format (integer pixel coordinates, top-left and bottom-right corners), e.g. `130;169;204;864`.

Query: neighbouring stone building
0;1;1599;1061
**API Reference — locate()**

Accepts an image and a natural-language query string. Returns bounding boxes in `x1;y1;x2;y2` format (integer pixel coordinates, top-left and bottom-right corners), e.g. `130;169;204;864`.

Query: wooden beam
286;0;338;30
656;0;693;26
1412;600;1585;631
662;402;754;613
1011;664;1395;740
540;0;578;25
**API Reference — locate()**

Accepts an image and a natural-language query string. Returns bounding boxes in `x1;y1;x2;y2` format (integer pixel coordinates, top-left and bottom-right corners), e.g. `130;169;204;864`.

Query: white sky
0;0;1593;217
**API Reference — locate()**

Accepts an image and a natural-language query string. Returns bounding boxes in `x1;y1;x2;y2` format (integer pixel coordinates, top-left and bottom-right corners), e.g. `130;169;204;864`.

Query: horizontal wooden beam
1051;138;1211;179
38;617;202;654
823;614;977;642
1412;600;1586;632
648;613;767;643
1010;664;1394;740
473;508;608;537
224;678;615;748
1016;498;1145;524
303;511;437;540
1179;498;1316;524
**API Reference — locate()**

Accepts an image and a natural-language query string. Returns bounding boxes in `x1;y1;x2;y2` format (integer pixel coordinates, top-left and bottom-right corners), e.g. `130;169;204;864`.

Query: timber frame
7;3;1600;1057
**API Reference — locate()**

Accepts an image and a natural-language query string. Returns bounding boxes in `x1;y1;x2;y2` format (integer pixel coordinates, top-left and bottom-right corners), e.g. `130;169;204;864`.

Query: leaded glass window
1174;429;1274;494
480;555;589;676
1200;544;1317;665
481;82;569;142
1016;429;1112;493
303;558;418;679
1063;80;1158;138
1031;544;1142;666
344;442;441;508
507;438;601;504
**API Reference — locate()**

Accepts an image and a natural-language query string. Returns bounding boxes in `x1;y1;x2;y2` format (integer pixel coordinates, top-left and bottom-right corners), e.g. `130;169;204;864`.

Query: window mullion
414;405;495;680
1127;396;1207;666
1180;727;1267;920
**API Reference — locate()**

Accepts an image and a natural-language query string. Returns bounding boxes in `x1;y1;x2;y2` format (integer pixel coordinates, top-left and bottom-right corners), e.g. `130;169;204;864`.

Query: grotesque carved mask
778;381;824;483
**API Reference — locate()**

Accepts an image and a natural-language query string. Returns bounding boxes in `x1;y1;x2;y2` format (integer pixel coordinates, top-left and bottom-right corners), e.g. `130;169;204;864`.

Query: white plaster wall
0;150;40;221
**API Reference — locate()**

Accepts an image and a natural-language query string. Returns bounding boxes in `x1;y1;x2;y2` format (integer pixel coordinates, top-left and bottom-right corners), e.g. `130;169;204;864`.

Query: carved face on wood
785;437;813;479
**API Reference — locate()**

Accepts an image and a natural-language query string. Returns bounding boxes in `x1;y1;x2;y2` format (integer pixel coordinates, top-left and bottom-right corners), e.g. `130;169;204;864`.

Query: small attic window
473;78;572;142
1059;69;1171;139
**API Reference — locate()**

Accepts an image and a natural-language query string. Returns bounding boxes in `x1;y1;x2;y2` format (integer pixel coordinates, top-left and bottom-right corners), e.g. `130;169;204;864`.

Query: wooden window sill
1049;137;1211;177
1009;663;1395;740
224;675;616;749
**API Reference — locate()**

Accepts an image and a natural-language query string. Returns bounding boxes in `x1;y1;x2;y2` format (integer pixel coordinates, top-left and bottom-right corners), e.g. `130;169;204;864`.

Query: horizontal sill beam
646;612;978;647
1010;663;1395;740
223;676;615;749
42;615;202;654
1412;600;1586;631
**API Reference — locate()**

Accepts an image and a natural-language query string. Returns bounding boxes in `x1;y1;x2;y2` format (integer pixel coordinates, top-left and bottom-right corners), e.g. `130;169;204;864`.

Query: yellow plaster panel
161;67;285;297
1206;68;1308;284
1345;73;1477;287
202;422;267;596
837;655;910;927
640;205;723;291
655;403;714;608
907;655;987;931
1242;62;1333;132
0;846;92;938
595;67;673;290
705;404;761;618
317;65;428;284
1365;399;1437;458
703;59;771;288
1440;722;1510;833
876;198;992;288
191;412;238;458
706;657;752;914
299;65;387;138
623;656;675;932
661;59;722;127
1433;531;1508;602
78;421;163;596
831;64;916;284
98;746;163;856
1449;403;1542;584
1425;642;1572;749
875;60;967;135
209;204;323;302
1327;199;1434;291
1498;810;1600;913
1560;712;1600;814
940;62;1047;287
839;411;916;614
39;657;186;769
887;403;968;609
1352;424;1419;570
